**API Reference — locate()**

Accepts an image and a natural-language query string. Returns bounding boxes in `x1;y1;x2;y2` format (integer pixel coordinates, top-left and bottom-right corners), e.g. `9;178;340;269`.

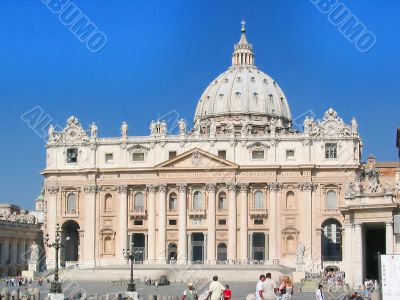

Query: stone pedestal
292;262;306;283
48;293;65;300
125;291;139;300
22;261;39;279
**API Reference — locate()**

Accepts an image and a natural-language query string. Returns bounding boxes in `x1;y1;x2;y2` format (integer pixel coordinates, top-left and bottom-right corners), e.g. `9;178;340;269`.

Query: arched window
134;192;144;211
217;243;227;262
66;193;76;212
193;191;203;209
104;194;113;211
218;192;227;210
254;190;264;209
321;219;342;261
169;193;177;211
286;191;296;209
326;190;337;209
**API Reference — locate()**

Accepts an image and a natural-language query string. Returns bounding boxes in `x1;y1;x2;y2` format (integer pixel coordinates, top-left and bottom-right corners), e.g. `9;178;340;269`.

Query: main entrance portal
191;233;204;263
364;224;386;279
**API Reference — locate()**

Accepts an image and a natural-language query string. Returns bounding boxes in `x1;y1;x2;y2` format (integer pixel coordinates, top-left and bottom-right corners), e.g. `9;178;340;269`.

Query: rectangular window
169;151;177;159
254;219;264;225
132;152;145;162
252;150;265;160
286;149;295;160
169;219;177;226
218;219;227;225
218;150;226;160
325;143;337;159
133;220;143;226
67;148;78;163
105;153;114;163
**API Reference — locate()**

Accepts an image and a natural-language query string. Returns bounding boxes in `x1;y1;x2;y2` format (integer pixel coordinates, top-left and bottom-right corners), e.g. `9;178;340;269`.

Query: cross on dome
241;19;246;33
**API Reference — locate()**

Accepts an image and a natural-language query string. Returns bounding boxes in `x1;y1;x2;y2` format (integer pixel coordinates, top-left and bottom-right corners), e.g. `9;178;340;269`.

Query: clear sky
0;0;399;210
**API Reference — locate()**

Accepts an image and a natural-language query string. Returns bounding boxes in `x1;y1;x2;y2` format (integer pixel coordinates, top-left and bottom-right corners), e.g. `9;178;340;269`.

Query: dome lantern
232;20;255;66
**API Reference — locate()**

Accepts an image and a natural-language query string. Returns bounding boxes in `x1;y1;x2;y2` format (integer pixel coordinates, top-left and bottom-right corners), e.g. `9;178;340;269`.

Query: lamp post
44;223;70;294
123;242;143;292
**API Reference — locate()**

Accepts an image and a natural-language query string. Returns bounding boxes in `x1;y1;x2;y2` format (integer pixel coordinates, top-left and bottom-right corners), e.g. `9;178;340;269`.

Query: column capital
158;184;167;193
116;185;128;194
206;183;217;192
268;182;282;191
83;185;99;194
385;221;394;226
177;184;187;192
46;186;59;195
298;182;318;191
227;182;237;192
146;184;157;193
239;183;249;192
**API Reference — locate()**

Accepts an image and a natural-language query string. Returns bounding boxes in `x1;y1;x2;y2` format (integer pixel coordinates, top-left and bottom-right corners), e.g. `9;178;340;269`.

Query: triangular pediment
155;148;239;170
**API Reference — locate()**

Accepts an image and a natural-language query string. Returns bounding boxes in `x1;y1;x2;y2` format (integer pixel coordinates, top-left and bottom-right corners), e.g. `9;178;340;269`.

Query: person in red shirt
223;285;232;300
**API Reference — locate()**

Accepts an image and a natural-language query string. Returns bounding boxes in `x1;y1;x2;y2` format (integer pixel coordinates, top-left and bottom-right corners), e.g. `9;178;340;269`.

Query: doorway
61;220;80;264
364;224;385;279
131;233;145;262
252;233;266;261
191;233;204;263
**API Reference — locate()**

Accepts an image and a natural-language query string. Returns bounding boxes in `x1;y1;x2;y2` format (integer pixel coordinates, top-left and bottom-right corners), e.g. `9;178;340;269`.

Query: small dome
193;21;292;132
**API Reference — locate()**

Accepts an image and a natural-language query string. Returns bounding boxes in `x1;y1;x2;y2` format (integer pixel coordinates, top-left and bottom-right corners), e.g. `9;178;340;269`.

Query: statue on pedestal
89;122;97;139
178;119;186;135
296;243;305;263
121;121;128;137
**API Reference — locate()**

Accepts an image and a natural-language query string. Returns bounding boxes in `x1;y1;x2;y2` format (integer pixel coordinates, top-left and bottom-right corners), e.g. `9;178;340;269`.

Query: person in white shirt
256;274;266;300
208;275;225;300
260;273;277;300
316;285;324;300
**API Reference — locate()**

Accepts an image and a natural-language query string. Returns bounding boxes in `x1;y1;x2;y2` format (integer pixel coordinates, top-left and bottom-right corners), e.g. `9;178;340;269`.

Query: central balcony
249;208;268;218
129;208;147;219
188;208;207;218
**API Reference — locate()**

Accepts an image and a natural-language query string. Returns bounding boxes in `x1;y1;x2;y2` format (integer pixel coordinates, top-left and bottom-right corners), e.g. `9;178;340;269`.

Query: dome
193;21;292;134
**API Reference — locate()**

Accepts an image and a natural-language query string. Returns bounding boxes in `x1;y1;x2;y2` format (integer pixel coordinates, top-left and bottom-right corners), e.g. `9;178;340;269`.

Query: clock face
325;120;338;135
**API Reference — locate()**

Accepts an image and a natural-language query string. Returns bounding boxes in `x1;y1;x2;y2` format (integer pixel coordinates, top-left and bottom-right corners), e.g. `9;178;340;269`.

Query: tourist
281;276;293;300
256;275;266;300
223;285;232;299
259;273;277;300
316;285;324;300
208;275;225;300
182;282;198;300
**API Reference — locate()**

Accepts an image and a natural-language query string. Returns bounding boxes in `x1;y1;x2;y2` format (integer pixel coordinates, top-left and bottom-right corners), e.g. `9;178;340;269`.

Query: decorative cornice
177;184;187;192
116;185;128;194
84;185;99;194
46;186;59;195
146;184;157;193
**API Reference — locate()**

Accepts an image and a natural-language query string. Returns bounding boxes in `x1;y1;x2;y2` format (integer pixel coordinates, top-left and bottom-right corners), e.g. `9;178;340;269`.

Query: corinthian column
206;184;216;264
146;185;157;263
227;183;237;262
117;185;128;260
157;184;167;263
354;223;363;287
46;186;59;265
177;184;187;264
298;182;317;261
83;185;98;268
386;221;394;255
268;183;278;260
239;183;248;260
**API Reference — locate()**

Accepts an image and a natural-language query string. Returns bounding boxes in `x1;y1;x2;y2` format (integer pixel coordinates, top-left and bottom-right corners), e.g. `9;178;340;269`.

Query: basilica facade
42;24;399;286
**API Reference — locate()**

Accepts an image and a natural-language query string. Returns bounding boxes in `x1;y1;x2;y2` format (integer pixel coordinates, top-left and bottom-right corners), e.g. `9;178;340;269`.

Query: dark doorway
131;233;145;262
61;220;80;264
191;233;204;263
321;219;342;261
253;233;266;261
365;224;385;279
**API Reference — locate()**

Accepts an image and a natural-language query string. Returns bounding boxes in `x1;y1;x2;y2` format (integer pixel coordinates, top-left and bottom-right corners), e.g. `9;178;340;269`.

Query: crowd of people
181;274;293;300
3;277;44;287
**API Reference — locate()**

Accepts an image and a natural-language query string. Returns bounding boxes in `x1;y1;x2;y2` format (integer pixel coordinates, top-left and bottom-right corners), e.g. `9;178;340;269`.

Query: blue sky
0;0;399;209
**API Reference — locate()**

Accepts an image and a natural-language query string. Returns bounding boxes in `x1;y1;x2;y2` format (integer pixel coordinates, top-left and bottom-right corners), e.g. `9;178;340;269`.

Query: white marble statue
296;243;305;263
209;121;216;135
150;120;157;135
29;241;39;263
48;124;55;142
303;116;313;134
121;121;128;137
178;119;186;135
160;121;167;135
90;122;98;139
351;117;358;134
